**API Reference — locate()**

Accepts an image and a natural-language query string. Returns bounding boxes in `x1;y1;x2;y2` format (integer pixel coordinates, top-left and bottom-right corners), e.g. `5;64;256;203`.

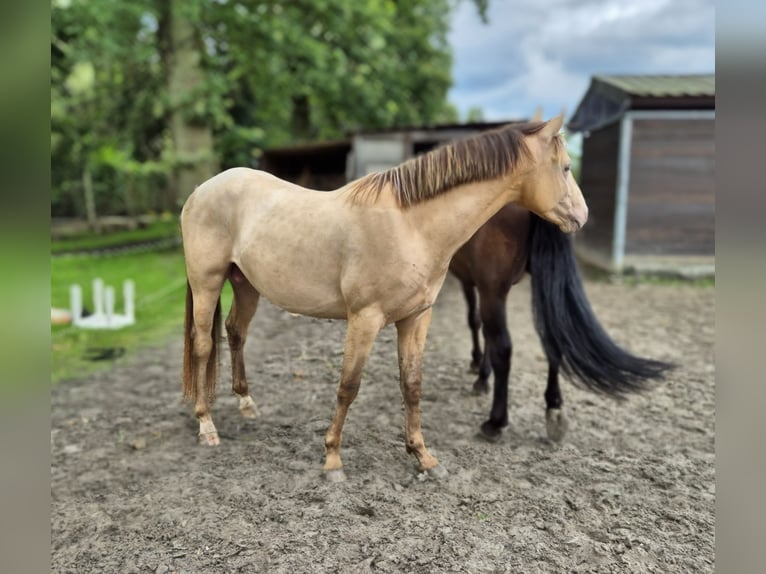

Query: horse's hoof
425;463;449;480
240;408;257;419
472;379;490;395
546;408;569;443
198;432;220;446
479;420;503;442
238;396;258;419
324;469;347;483
469;360;480;374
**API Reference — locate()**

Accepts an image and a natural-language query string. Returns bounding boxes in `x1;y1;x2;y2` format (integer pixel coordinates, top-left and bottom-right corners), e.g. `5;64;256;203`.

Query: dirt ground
51;274;714;573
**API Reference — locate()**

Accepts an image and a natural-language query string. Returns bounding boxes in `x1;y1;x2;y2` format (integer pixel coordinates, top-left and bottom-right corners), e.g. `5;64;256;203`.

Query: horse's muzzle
570;204;588;232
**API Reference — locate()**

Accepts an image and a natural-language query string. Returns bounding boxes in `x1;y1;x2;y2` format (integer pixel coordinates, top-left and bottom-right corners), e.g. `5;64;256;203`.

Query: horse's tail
182;281;222;402
527;215;674;397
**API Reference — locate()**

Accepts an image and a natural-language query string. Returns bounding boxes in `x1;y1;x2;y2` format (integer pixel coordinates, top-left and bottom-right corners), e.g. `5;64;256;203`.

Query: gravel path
51;274;715;573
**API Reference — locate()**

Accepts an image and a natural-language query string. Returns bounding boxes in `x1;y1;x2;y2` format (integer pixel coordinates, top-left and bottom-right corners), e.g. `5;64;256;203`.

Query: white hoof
238;395;258;419
546;408;569;443
198;419;220;446
198;431;220;446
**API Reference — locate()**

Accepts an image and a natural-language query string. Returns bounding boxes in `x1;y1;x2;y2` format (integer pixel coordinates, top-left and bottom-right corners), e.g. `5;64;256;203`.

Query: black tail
527;215;674;397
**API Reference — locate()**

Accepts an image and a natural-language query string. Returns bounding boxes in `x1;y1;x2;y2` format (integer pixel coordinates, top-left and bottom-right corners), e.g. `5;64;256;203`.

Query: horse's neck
404;174;524;264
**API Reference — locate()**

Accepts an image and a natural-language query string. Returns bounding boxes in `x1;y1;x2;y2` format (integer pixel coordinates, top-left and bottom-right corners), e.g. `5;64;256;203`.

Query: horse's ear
531;107;543;122
540;114;564;142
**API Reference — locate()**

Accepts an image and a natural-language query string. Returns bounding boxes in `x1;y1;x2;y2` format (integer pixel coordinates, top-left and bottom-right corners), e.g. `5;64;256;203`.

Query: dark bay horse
180;116;588;481
449;204;673;441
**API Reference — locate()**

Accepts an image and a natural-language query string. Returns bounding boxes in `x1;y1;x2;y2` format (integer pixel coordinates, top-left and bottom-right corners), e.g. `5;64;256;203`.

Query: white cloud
517;44;590;115
448;0;715;121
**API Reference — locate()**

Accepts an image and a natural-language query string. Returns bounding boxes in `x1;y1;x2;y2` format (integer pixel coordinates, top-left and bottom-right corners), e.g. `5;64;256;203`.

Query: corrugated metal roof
594;74;715;98
352;119;518;136
263;120;524;154
568;73;715;132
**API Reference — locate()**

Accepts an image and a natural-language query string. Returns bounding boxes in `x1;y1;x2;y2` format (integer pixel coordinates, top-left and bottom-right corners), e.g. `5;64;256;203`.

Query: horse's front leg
479;295;511;440
323;308;385;482
396;307;447;479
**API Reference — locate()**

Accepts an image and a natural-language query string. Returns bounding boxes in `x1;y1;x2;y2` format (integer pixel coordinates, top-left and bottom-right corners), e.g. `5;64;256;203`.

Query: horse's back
181;167;341;239
183;168;302;213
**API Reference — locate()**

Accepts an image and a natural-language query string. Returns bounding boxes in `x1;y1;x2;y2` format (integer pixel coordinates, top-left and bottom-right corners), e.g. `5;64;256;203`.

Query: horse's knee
192;334;213;360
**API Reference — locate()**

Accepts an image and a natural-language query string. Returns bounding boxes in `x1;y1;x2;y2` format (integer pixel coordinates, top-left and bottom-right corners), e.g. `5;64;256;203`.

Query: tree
204;0;461;155
51;0;491;218
52;0;169;220
157;0;218;207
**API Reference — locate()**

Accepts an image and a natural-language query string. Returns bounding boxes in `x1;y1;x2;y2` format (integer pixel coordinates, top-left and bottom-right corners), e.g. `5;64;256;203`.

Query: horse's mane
347;121;563;208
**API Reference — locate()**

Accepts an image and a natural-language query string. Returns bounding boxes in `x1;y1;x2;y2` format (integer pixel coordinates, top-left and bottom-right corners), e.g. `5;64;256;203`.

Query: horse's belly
242;266;347;319
263;289;347;319
233;230;348;318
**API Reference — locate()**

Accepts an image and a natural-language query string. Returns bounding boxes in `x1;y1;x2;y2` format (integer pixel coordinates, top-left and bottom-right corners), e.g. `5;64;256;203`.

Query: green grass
578;259;715;287
51;247;233;383
619;272;715;288
51;218;180;254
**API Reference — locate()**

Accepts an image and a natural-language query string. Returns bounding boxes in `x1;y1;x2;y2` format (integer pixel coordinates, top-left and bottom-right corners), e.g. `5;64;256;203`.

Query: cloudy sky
447;0;715;122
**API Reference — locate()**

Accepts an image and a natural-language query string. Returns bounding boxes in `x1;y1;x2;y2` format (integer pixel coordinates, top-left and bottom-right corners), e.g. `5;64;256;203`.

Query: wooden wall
626;119;715;256
577;121;621;260
261;145;350;191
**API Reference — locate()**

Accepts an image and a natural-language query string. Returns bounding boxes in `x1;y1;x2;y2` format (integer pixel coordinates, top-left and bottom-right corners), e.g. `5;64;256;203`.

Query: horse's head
519;115;588;233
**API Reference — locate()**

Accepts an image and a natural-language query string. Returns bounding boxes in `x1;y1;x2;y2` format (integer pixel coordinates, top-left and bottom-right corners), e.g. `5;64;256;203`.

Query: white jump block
70;278;136;329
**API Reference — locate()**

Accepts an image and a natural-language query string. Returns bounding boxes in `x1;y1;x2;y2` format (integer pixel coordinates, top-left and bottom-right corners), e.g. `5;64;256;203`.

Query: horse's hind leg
544;352;568;442
185;280;225;446
472;344;492;395
225;265;260;419
460;280;492;394
460;281;483;372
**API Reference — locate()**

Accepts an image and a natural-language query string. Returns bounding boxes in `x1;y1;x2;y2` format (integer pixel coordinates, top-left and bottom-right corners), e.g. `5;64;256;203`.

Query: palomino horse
450;204;673;441
180;116;587;481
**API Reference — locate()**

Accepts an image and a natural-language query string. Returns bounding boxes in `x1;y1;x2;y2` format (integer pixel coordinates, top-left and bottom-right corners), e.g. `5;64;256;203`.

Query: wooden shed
259;139;352;191
260;121;512;191
567;74;715;276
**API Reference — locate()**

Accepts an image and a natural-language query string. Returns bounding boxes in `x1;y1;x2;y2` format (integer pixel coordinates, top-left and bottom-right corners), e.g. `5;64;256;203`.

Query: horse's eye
563;164;571;173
